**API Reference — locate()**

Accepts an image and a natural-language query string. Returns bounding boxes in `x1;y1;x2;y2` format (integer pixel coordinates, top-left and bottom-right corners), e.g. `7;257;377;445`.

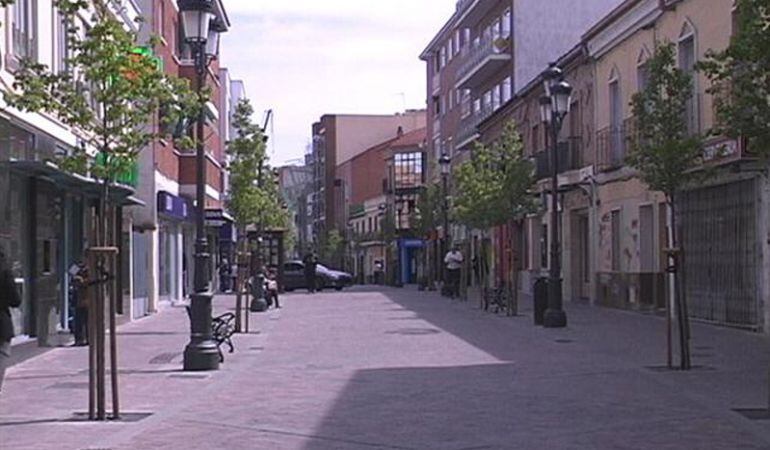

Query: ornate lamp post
179;0;223;370
438;152;451;282
541;65;573;329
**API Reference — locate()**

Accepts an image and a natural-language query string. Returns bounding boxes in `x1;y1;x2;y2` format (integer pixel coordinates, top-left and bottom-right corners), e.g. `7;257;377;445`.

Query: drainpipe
578;174;598;305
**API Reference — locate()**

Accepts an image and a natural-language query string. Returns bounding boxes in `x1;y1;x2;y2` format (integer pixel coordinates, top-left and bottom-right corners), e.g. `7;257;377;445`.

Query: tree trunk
234;228;246;332
669;195;692;370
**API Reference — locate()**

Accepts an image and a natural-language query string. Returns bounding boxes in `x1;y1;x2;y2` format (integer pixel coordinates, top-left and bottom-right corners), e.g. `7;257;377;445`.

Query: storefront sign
157;191;189;220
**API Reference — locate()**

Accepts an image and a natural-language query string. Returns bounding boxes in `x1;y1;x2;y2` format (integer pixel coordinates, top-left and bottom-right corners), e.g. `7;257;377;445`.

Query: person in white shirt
444;246;464;298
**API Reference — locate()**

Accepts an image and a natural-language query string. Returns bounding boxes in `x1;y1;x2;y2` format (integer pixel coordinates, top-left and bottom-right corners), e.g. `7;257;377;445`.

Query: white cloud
219;0;456;165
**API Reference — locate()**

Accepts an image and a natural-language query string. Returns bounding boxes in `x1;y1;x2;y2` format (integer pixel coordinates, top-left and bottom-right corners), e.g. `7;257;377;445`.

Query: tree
321;229;344;265
3;0;193;420
5;0;193;236
453;121;536;312
410;182;442;288
226;98;266;331
627;42;704;370
699;0;770;156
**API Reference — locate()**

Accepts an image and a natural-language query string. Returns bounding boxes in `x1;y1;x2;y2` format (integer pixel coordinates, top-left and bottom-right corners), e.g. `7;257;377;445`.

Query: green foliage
3;0;195;182
453;121;536;230
699;0;770;156
628;42;704;198
321;229;344;263
226;98;288;231
410;182;442;238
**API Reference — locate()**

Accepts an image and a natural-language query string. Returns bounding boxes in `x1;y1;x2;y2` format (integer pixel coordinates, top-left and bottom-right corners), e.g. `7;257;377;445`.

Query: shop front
1;118;139;346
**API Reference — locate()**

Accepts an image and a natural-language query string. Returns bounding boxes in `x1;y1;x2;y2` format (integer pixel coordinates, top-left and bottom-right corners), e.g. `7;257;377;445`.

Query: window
447;39;453;61
55;7;70;73
532;124;540;152
502;77;512;103
637;47;651;92
502;9;512;37
157;0;165;40
678;23;698;135
432;95;441;116
637;62;649;92
611;210;621;271
440;46;447;68
12;0;37;61
609;74;623;164
453;30;460;56
393;152;425;190
177;14;190;59
540;224;548;269
482;90;492;111
492;85;501;110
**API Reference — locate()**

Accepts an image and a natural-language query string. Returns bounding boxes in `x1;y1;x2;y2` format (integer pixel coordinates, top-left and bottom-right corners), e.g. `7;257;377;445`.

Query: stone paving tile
1;287;770;449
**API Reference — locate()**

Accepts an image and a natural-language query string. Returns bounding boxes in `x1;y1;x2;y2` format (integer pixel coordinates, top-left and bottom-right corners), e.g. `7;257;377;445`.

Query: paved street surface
1;287;770;449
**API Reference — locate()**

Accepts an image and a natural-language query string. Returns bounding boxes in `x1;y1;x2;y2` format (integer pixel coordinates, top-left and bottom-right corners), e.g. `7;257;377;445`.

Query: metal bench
185;307;236;362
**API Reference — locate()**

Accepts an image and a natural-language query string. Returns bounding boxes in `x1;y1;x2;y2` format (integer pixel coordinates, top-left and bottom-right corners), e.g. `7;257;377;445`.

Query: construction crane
261;109;274;155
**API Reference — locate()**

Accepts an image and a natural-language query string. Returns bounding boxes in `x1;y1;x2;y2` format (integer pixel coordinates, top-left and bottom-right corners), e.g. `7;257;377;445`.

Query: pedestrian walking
0;250;21;393
71;261;90;346
266;268;280;308
444;245;464;299
219;258;232;293
303;252;318;293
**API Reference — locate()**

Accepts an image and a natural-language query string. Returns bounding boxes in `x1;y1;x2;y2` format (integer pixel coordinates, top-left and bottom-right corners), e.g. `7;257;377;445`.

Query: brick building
131;0;231;313
309;111;426;263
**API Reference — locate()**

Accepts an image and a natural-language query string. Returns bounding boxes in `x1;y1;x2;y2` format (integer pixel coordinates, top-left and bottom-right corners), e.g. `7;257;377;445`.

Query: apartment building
131;0;230;314
421;0;624;165
477;43;599;302
584;0;765;330
0;0;145;347
277;164;313;258
309;111;426;261
343;128;427;284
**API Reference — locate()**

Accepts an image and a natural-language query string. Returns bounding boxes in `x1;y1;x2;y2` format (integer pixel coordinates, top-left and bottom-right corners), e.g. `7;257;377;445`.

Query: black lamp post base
543;309;567;328
183;292;220;371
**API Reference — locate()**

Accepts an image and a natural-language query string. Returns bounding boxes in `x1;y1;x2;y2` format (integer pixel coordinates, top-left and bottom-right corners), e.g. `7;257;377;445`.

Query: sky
219;0;456;166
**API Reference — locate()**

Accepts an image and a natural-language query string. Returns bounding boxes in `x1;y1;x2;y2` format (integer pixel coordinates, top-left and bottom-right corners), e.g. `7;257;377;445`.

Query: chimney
397;126;404;137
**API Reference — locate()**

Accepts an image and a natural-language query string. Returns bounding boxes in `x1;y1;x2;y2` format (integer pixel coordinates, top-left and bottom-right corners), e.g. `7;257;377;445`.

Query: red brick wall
350;146;388;205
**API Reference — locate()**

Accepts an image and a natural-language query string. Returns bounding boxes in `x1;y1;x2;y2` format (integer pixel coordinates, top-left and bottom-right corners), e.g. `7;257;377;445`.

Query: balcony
456;0;499;28
563;136;584;172
596;125;628;172
532;138;586;181
431;71;441;95
455;107;493;149
455;35;512;90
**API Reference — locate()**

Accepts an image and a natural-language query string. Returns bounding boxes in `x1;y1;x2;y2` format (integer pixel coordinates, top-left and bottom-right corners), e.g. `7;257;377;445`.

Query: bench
185;307;236;362
483;285;511;315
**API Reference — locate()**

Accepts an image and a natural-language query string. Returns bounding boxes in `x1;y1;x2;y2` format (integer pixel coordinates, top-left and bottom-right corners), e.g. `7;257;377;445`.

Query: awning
205;209;234;227
3;160;143;207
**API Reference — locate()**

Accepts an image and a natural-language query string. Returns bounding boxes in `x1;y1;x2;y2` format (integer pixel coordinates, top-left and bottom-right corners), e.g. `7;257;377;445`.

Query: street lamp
179;0;222;371
541;66;573;329
438;152;451;283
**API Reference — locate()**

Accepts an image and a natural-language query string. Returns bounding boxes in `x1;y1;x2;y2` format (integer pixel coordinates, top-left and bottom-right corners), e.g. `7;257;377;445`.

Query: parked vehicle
282;260;353;291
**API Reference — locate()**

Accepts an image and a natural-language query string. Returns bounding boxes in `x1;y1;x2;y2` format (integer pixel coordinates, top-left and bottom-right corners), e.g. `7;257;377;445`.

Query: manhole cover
645;365;716;372
733;408;770;420
385;328;440;336
554;339;574;344
249;346;264;351
48;382;89;390
149;352;181;364
69;412;153;423
305;364;343;371
168;373;210;380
